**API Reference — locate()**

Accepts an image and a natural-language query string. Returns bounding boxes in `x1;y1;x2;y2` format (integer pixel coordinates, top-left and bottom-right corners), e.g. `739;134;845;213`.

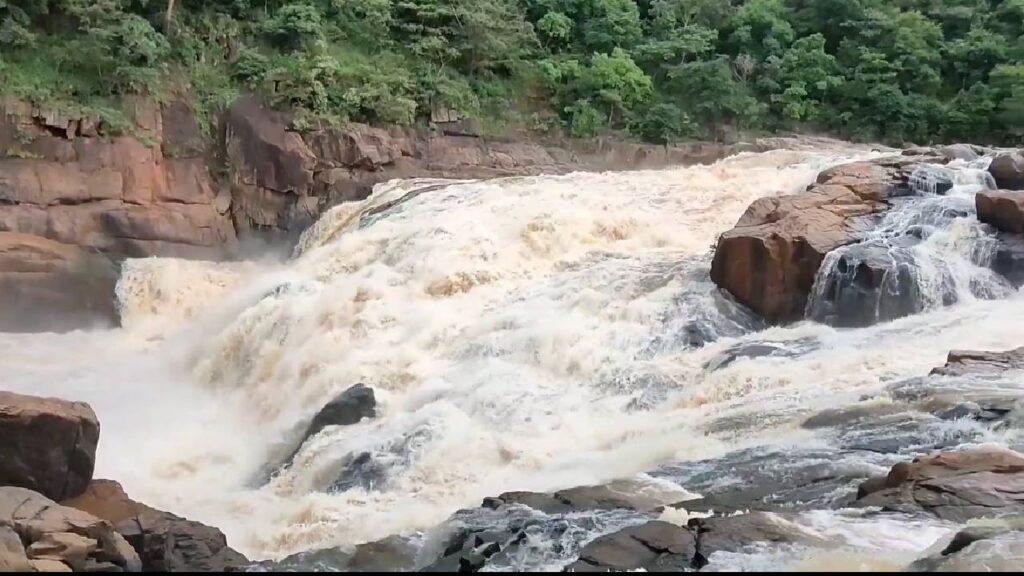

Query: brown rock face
977;190;1024;233
0;232;118;331
0;391;100;501
709;159;914;323
0;486;141;572
63;480;248;572
855;447;1024;522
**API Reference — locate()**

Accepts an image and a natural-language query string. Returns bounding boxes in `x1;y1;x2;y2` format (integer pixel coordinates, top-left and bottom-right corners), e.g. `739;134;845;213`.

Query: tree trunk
164;0;176;36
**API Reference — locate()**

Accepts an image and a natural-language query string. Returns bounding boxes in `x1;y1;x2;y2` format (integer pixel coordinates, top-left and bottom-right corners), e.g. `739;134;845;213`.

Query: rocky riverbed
3;141;1024;572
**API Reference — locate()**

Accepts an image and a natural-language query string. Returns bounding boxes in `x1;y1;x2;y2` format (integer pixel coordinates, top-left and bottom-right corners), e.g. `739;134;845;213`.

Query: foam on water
3;144;1022;565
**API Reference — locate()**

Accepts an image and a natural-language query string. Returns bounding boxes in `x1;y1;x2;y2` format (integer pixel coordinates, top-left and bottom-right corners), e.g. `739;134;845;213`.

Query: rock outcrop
709;155;927;323
0;232;118;331
0;486;141;572
989;150;1024;190
977;190;1024;233
0;391;99;501
0;100;236;260
854;447;1024;522
299;383;376;446
63;480;248;572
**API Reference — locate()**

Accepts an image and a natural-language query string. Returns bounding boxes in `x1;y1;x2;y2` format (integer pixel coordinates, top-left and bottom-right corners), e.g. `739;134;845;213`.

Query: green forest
1;0;1023;145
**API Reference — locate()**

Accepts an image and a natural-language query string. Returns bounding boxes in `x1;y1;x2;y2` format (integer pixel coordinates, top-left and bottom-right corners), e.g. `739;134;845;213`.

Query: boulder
939;143;980;162
992;232;1024;286
854;447;1024;522
0;525;33;572
689;511;822;561
977;190;1024;233
300;384;376;446
565;521;697;572
932;347;1024;377
0;391;100;501
989;151;1024;190
483;483;668;515
0;486;140;572
709;158;907;323
63;480;248;572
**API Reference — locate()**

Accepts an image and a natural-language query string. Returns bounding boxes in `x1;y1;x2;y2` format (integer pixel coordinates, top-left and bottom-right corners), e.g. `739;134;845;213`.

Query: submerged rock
63;480;249;572
0;485;141;572
484;484;668;515
854;447;1024;522
263;535;418;572
0;391;100;501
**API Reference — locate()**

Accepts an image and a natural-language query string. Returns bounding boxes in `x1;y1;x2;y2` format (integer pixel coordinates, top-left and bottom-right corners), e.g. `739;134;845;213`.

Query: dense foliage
1;0;1023;144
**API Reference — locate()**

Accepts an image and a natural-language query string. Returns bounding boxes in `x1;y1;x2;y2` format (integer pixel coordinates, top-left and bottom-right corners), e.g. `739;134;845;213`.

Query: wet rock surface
0;391;100;501
565;520;696;572
909;516;1024;571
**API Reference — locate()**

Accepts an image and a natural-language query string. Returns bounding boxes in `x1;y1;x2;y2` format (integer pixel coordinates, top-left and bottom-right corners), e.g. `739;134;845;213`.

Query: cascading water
2;143;1023;571
806;159;1014;327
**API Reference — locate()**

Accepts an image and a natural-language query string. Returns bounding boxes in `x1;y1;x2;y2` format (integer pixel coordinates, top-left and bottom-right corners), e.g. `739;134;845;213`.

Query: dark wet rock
301;384;376;446
690;511;822;561
261;535;417;572
992;232;1024;286
909;516;1024;571
63;480;248;572
935;347;1024;377
703;337;819;372
653;446;893;515
977;190;1024;233
854;447;1024;522
0;391;100;501
989;151;1024;190
484;484;667;515
565;521;696;572
805;237;937;327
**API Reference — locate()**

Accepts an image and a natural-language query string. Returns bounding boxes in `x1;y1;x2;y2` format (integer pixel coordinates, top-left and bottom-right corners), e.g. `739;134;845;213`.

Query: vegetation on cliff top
1;0;1023;145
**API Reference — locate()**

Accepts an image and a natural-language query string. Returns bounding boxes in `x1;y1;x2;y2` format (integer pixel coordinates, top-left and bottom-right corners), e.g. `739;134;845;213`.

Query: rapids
3;142;1023;569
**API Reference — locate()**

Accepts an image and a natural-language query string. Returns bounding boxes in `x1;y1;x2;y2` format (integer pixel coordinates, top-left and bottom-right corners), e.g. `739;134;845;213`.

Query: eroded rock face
63;480;248;572
709;157;917;323
854;447;1024;522
989;151;1024;190
977;190;1024;233
0;391;100;501
0;486;141;572
0;232;117;332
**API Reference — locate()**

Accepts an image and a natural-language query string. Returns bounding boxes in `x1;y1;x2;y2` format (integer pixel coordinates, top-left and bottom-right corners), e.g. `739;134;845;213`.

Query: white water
3;145;1023;567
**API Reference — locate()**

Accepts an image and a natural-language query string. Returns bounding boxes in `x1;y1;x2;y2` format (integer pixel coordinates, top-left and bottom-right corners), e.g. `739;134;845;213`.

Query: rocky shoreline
0;96;777;332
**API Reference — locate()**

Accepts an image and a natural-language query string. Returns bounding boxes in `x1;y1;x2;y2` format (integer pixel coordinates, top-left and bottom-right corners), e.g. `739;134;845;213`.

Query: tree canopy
1;0;1023;144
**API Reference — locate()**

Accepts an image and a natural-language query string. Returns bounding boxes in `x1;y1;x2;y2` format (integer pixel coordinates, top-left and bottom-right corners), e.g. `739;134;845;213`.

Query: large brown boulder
709;159;913;323
0;391;100;501
977;190;1024;233
0;486;141;572
854;447;1024;522
989;151;1024;190
63;480;249;572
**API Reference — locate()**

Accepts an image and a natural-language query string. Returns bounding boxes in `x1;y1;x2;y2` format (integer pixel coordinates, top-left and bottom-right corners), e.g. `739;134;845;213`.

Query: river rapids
3;142;1024;571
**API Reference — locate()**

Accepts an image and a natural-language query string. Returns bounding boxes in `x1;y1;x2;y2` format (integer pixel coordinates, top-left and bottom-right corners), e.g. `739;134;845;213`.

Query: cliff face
0;94;764;331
